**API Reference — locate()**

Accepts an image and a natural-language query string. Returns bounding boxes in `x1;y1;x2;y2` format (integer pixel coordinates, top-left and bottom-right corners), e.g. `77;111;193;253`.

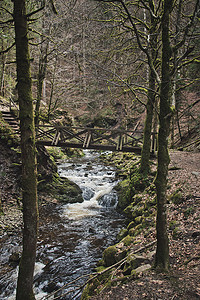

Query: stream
0;150;124;299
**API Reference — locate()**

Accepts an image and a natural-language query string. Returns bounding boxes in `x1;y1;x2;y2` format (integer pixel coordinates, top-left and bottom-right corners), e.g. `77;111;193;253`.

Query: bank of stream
0;150;125;299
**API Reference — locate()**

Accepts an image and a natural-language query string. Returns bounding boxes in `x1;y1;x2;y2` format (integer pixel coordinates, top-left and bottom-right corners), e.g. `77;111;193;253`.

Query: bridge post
116;134;123;151
51;130;60;145
83;130;92;148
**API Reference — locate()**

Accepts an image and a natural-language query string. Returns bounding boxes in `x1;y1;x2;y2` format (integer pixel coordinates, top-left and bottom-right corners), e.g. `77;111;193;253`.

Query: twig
183;255;200;266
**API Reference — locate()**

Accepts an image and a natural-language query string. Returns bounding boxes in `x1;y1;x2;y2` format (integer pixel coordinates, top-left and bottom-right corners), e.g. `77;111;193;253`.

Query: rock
146;250;156;259
128;253;151;270
89;227;95;234
132;263;151;274
191;171;200;177
56;178;83;203
103;245;118;267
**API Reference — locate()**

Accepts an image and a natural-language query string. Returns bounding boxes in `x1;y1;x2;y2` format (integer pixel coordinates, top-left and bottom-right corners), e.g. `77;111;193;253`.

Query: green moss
172;227;180;239
0;115;19;146
129;223;144;237
47;147;68;160
117;228;128;240
135;215;144;225
130;168;151;192
169;191;183;204
103;245;118;267
120;235;135;246
96;266;106;273
127;221;135;231
115;179;134;211
53;178;83;203
81;277;101;300
169;220;177;230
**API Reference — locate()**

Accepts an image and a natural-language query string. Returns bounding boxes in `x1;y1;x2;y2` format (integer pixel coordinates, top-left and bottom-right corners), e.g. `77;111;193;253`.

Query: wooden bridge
36;124;157;154
1;106;157;154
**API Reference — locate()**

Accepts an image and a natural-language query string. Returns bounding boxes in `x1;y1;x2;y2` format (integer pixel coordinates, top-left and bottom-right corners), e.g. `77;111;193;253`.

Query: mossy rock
81;277;101;300
124;203;145;219
132;194;144;205
129;223;143;237
123;204;138;219
147;196;157;207
130;170;150;192
135;215;144;225
103;245;118;267
120;235;135;246
115;179;135;211
96;266;106;273
117;228;128;240
56;178;83;203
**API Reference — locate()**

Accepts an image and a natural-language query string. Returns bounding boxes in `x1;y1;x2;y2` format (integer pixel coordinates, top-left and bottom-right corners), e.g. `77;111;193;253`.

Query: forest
0;0;200;299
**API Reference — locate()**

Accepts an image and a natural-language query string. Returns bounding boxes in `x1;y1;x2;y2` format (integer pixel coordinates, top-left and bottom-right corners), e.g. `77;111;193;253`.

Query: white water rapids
0;150;124;300
59;150;118;220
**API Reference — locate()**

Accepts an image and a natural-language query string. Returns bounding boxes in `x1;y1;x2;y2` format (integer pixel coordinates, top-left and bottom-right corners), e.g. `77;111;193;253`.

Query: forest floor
0;147;200;299
90;150;200;300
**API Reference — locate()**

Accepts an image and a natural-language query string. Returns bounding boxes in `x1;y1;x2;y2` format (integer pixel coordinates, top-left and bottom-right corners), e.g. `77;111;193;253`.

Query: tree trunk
154;0;173;271
13;1;38;299
47;54;58;121
140;6;158;174
35;38;49;129
140;69;156;173
0;41;7;96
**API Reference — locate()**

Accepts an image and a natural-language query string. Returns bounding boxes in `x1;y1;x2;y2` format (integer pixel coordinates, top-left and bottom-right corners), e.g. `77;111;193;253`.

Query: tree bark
154;0;173;271
35;39;49;129
13;1;38;299
140;69;156;173
140;2;158;174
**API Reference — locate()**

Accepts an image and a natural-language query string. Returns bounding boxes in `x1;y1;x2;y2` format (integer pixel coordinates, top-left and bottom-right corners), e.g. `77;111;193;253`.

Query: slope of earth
90;150;200;300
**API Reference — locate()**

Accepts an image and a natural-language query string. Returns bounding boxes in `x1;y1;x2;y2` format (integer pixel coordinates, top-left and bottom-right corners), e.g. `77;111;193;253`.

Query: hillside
88;150;200;300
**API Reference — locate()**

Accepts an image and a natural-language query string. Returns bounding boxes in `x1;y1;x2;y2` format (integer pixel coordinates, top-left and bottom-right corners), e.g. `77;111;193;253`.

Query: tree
97;0;199;271
154;0;173;270
13;0;38;299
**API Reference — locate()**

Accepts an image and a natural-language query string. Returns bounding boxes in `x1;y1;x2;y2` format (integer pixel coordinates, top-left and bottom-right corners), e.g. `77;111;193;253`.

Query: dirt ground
90;150;200;300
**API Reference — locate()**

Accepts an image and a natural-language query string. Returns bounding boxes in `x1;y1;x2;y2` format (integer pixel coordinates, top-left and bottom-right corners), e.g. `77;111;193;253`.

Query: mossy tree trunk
154;0;173;271
13;1;38;299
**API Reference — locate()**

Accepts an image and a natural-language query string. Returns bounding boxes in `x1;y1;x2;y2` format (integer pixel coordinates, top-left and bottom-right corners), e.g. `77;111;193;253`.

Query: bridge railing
36;125;157;154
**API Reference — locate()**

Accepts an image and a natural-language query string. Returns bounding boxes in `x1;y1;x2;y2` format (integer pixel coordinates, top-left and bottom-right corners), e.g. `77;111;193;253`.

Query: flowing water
0;150;124;299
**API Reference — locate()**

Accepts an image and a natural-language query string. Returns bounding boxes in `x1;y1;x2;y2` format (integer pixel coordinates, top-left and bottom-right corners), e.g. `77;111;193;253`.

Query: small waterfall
59;150;118;220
